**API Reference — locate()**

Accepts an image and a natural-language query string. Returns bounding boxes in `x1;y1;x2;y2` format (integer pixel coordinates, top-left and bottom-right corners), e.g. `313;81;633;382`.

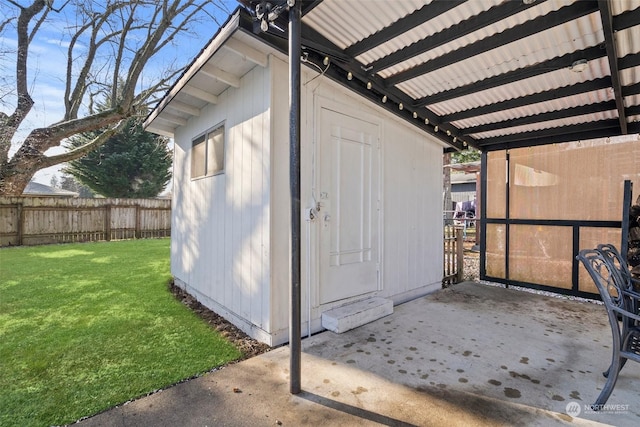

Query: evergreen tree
59;174;95;198
65;119;172;198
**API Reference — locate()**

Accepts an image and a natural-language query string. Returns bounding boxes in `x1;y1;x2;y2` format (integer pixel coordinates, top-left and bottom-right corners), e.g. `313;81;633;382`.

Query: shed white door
319;108;380;305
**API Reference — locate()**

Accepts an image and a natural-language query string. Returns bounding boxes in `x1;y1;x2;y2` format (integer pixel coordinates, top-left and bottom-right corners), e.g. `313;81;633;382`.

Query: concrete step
321;297;393;334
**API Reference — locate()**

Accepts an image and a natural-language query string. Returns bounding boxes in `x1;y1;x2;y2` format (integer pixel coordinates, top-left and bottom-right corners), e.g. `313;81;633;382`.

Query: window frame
190;123;225;180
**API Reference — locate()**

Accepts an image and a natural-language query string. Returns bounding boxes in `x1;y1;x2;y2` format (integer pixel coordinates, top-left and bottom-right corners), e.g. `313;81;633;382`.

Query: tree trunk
0;155;45;195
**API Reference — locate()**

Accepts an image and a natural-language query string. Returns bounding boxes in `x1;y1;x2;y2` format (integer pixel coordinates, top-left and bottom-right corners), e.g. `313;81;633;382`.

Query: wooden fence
0;197;171;247
443;224;464;286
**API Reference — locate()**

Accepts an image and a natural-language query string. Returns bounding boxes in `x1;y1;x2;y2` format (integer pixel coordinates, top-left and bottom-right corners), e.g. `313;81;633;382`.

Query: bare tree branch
1;0;231;195
65;3;130;119
27;4;49;44
0;0;45;169
0;16;16;34
41;119;130;166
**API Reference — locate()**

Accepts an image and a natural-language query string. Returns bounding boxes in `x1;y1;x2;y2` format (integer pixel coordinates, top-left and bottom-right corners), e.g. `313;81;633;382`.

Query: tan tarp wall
485;134;640;294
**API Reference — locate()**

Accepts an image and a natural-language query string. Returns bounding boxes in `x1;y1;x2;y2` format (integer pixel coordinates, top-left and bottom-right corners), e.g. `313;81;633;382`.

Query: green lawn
0;239;242;427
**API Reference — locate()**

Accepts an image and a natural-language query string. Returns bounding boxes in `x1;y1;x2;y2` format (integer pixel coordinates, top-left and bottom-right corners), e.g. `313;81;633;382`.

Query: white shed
145;9;447;346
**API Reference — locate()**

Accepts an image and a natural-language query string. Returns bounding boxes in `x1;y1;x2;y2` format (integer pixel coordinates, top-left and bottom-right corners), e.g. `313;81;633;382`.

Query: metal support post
288;0;302;395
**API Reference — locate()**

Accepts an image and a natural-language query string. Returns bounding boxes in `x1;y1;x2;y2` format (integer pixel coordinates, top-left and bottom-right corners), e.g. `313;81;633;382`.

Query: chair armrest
622;287;640;299
610;304;640;323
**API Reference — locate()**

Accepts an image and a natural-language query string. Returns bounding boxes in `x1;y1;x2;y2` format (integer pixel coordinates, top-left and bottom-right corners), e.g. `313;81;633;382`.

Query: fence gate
443;224;464;286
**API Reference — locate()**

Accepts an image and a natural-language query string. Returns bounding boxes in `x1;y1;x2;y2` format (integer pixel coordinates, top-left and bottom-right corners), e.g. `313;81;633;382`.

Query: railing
443;224;464;287
0;197;171;247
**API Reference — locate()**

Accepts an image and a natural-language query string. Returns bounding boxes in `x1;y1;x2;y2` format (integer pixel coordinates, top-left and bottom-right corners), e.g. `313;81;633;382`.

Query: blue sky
1;0;237;185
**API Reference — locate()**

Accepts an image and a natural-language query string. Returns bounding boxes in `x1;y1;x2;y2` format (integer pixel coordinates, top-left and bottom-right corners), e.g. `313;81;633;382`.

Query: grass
0;239;242;427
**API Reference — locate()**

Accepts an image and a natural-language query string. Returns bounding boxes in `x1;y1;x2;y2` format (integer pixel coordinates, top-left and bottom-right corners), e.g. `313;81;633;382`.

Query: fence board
443;224;464;287
0;197;171;247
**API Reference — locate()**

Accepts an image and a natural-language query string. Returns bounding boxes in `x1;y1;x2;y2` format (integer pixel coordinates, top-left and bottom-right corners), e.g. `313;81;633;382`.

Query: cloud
44;38;72;49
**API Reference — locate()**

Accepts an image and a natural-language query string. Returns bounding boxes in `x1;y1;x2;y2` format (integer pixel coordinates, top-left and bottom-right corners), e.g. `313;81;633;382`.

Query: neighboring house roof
23;181;79;197
451;173;477;185
445;161;481;174
147;3;640;153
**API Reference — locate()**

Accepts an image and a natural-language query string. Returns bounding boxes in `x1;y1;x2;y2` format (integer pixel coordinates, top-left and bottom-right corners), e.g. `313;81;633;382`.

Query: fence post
105;204;111;241
17;201;24;246
135;204;141;239
456;226;464;283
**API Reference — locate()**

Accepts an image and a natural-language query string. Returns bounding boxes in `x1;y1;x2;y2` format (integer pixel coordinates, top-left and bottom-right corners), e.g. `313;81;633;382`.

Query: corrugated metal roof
300;0;640;150
146;0;640;152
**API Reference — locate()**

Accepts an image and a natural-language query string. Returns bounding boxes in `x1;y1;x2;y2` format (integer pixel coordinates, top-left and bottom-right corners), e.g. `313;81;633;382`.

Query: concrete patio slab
78;282;640;426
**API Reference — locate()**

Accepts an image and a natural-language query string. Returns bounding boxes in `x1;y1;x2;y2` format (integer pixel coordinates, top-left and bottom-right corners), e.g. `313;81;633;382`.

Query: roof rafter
480;119;621;146
613;6;640;31
627;105;640;116
413;45;605;108
387;1;599;86
345;0;464;59
201;63;241;88
480;121;640;151
236;9;472;151
441;78;612;123
182;85;219;104
222;37;269;67
368;0;545;74
622;82;640;97
598;0;627;134
463;100;617;135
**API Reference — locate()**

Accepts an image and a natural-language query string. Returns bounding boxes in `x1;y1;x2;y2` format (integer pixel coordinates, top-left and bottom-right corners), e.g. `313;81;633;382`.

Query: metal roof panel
304;0;429;50
471;110;619;140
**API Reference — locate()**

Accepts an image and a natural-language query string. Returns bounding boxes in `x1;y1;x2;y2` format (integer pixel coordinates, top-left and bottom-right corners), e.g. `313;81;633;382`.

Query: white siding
381;123;444;302
172;50;444;346
282;60;444;336
172;63;272;341
268;56;292;342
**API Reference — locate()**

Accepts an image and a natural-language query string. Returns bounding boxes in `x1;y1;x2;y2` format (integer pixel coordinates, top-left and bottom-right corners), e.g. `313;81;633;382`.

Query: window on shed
191;124;225;179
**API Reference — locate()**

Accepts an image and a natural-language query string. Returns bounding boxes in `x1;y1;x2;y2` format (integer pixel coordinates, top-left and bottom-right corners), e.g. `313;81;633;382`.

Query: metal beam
413;45;605;108
387;1;599;86
622;82;640;97
598;0;627;134
626;105;640;116
288;0;302;396
441;78;612;122
613;6;640;31
237;12;470;151
367;0;544;73
461;100;617;135
478;119;621;148
479;127;617;152
620;51;640;70
345;0;464;59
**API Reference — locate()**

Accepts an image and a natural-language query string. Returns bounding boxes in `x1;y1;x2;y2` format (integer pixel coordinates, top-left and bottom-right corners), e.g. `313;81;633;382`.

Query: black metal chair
595;244;640;378
597;243;640;294
576;247;640;409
